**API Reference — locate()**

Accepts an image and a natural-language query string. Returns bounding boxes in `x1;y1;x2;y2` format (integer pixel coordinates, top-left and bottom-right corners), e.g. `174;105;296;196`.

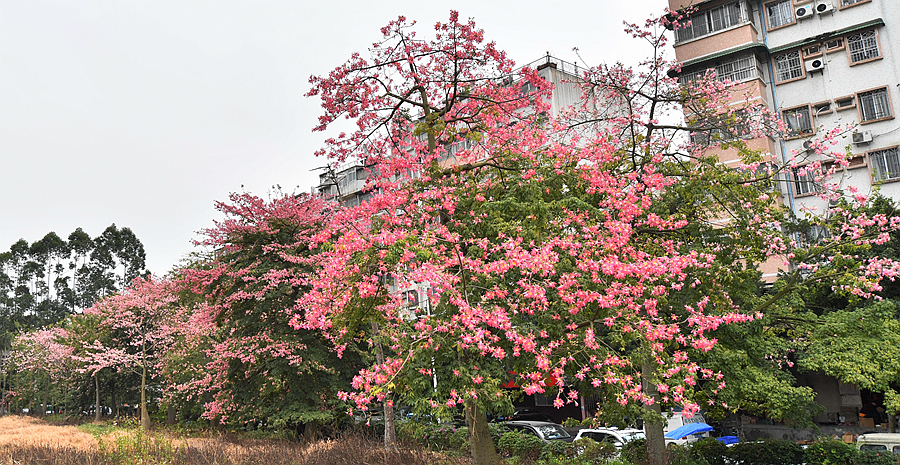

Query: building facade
669;0;900;428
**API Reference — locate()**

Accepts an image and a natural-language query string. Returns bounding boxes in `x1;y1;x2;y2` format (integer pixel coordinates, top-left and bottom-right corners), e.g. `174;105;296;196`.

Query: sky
1;0;667;275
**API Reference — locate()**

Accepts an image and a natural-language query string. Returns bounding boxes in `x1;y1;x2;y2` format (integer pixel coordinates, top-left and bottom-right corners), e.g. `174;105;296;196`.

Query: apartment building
669;0;900;429
670;0;900;215
314;55;589;207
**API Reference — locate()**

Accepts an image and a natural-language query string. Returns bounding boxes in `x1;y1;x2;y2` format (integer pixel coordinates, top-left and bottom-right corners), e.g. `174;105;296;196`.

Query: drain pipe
758;0;796;214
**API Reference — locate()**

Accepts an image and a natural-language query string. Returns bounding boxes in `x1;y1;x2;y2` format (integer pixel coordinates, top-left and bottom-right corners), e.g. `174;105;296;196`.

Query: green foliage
667;443;710;465
800;300;900;414
855;450;900;465
539;440;575;461
572;437;617;464
689;438;728;465
727;440;804;465
97;428;179;465
804;439;857;465
497;430;545;460
620;438;647;465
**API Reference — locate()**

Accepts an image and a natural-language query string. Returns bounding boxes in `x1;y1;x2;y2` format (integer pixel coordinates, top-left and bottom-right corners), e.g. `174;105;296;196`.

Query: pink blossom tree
7;327;74;415
79;276;185;429
174;191;364;436
304;11;900;465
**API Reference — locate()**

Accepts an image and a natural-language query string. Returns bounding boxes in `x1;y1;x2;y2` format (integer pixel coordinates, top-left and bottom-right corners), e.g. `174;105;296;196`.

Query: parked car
857;433;900;454
503;420;574;443
574;427;646;450
506;408;555;423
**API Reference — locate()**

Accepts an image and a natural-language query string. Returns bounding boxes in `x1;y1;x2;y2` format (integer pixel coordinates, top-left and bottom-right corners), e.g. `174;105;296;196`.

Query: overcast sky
1;0;666;275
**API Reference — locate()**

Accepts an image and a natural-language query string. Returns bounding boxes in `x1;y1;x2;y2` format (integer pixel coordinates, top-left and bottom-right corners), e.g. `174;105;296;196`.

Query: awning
769;18;885;54
665;422;714;439
717;435;740;445
680;43;769;69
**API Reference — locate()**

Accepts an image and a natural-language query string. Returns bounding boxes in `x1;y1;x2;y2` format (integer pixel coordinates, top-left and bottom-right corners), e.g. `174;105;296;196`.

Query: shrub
690;438;728;465
539;440;575;461
621;438;648;465
573;437;618;464
855;450;900;465
804;439;857;465
497;430;545;460
728;440;804;465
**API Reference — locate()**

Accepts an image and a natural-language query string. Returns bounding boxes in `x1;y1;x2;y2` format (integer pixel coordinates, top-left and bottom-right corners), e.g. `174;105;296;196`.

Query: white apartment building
669;0;900;430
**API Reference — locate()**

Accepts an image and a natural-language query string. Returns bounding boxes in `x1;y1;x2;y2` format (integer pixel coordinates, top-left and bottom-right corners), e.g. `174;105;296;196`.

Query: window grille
859;88;892;122
774;51;803;82
847;30;880;64
675;1;747;42
870;147;900;182
783;106;813;137
766;0;793;29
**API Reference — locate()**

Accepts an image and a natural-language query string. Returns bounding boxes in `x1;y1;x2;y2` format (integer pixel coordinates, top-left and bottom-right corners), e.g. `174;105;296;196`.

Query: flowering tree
304;11;900;465
6;327;74;415
176;192;363;435
79;276;185;429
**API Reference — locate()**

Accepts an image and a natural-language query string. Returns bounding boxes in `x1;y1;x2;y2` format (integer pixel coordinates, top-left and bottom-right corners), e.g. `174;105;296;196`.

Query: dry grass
0;415;470;465
0;415;99;451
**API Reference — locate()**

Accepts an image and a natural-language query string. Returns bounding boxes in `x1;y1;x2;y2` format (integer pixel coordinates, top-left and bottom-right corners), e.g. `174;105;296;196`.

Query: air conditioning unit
805;58;825;72
796;4;815;19
852;131;873;144
816;2;835;14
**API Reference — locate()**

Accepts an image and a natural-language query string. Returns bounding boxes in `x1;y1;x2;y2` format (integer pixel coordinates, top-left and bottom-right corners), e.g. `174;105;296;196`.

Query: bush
497;430;545;460
728;440;804;465
573;437;617;464
804;440;857;465
690;438;728;465
667;442;709;465
539;440;575;461
621;438;647;465
855;450;900;465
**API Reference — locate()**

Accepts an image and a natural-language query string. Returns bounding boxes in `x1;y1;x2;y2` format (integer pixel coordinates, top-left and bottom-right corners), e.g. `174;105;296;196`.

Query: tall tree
304;11;900;465
178;192;363;435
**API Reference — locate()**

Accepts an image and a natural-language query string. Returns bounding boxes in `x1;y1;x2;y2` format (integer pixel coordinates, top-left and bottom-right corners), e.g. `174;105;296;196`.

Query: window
803;44;822;58
870;147;900;182
813;101;832;115
840;0;869;6
716;55;758;82
675;2;748;43
825;38;844;51
774;51;803;83
766;0;793;29
836;96;856;110
793;165;821;195
847;30;880;64
783;105;813;137
678;55;759;85
858;88;892;122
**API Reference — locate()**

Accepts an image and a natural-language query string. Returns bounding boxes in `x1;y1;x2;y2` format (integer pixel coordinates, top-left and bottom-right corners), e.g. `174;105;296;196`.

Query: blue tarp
717;436;740;445
665;422;714;439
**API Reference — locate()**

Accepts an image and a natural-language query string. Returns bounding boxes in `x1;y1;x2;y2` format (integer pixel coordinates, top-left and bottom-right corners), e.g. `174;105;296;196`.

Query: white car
503;421;574;443
574;427;646;449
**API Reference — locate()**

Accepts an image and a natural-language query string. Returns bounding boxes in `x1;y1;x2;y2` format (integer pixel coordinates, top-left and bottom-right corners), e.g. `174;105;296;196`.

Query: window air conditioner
796;4;815;19
815;2;835;14
852;131;873;144
805;59;825;72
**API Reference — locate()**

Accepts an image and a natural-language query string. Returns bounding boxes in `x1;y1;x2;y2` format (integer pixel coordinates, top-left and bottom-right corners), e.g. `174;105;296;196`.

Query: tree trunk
890;413;896;433
140;365;150;429
94;374;101;421
370;320;398;451
465;398;501;465
303;421;319;442
41;370;50;416
167;405;177;425
642;360;667;465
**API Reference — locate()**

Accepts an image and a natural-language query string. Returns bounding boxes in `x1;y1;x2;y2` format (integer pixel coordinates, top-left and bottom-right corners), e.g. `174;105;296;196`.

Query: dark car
503;421;574;443
507;408;555;423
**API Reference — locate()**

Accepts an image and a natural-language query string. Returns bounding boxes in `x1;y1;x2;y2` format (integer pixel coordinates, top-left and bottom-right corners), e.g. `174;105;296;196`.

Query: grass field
0;415;468;465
